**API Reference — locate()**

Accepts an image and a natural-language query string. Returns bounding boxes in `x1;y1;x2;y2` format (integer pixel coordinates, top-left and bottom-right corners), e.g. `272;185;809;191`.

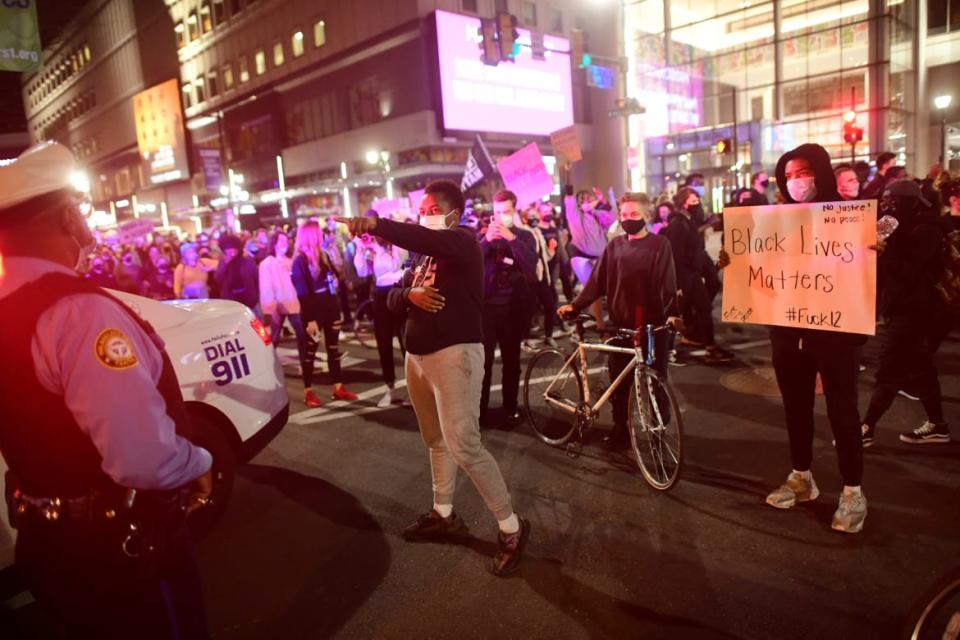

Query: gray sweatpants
405;343;514;521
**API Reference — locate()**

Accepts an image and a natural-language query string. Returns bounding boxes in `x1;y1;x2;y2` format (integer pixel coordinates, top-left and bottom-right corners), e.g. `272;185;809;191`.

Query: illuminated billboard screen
434;10;574;137
133;79;190;185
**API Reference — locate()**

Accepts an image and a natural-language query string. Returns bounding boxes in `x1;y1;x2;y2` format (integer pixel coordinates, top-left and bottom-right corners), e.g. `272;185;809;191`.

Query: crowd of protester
76;144;959;534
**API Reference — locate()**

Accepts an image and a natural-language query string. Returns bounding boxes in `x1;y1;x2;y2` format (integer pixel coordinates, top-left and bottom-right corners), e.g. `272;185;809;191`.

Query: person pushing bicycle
558;192;682;449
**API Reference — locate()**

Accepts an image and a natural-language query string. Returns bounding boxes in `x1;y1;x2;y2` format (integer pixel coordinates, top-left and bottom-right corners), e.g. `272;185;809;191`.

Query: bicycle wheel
351;299;375;348
629;368;683;490
524;348;581;446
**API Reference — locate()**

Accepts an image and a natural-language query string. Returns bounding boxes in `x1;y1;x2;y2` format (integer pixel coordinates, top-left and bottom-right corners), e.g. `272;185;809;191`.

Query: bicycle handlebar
563;312;675;340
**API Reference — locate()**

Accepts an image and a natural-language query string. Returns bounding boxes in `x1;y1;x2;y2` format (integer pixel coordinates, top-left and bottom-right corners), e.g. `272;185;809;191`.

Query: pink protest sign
496;143;554;208
721;200;877;335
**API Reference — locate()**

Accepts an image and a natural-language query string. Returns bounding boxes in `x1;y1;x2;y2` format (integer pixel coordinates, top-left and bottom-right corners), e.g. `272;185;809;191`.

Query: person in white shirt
259;231;309;391
353;217;410;407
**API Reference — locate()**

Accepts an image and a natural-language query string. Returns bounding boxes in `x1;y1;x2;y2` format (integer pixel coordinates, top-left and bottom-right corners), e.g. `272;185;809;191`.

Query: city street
7;321;958;640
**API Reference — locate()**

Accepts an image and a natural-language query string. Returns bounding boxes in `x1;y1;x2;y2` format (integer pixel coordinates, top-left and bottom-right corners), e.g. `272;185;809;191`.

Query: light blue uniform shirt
0;257;212;490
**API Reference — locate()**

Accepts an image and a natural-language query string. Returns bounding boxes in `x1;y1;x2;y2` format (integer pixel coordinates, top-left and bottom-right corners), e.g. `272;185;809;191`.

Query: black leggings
863;314;944;428
608;333;671;430
372;285;405;386
771;332;863;486
303;317;342;388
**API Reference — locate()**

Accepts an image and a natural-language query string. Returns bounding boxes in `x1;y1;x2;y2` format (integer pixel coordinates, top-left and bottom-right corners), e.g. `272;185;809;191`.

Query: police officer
0;143;213;638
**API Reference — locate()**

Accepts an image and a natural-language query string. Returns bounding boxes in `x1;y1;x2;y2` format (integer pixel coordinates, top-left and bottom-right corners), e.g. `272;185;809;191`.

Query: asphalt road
4;320;960;639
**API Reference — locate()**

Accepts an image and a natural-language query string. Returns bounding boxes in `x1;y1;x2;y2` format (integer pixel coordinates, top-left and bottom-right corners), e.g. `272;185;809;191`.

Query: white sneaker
831;491;867;533
377;389;394;408
766;472;820;509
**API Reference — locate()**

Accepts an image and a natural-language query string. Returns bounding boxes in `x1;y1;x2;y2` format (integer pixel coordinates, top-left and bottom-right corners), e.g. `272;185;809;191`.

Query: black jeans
15;515;208;639
525;278;557;340
679;270;715;345
863;314;944;427
770;332;863;486
303;319;342;387
608;333;671;431
373;285;404;386
481;302;525;415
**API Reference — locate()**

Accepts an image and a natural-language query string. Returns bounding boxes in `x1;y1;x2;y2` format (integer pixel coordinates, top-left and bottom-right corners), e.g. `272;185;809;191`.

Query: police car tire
185;414;237;540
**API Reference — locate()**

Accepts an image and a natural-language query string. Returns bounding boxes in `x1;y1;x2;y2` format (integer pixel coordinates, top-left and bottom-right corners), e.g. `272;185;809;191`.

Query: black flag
461;135;496;191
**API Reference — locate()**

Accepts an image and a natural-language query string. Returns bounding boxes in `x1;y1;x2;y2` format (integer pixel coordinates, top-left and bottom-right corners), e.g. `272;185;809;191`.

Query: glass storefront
623;0;918;206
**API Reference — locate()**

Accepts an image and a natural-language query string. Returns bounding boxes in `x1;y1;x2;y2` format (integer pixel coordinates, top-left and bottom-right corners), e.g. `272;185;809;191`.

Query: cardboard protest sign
721;200;877;335
117;218;157;244
550;125;581;165
497;143;554;207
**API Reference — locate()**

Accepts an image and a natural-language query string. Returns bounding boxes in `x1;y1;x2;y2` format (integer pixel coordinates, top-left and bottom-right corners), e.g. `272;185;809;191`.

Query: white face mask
838;183;859;199
419;210;459;230
787;177;817;203
499;213;514;227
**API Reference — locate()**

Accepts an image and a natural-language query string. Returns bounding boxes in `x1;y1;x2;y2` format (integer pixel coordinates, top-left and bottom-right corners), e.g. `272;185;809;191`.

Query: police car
0;291;290;570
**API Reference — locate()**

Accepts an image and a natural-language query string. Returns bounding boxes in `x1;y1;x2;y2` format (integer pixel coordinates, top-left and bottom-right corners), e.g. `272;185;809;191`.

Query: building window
200;2;213;33
222;63;234;89
522;1;536;26
83;45;91;62
494;0;508;13
254;49;266;75
273;41;284;67
213;0;225;24
187;12;199;40
462;0;478;12
238;56;249;83
229;0;241;16
194;78;205;104
291;30;305;57
208;70;219;98
313;19;326;47
548;7;561;32
181;83;193;109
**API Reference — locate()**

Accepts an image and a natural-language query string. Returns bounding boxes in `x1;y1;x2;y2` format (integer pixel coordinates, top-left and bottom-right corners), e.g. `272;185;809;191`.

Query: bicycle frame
542;341;643;418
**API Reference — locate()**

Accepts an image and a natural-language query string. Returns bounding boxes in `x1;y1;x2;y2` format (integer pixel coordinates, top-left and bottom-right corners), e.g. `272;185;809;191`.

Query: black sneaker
602;426;630;451
490;517;530;576
899;421;951;444
402;509;467;541
703;347;734;364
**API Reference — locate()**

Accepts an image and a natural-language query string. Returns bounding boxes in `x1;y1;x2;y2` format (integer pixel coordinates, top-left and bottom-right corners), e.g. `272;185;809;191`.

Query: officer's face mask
419;209;460;230
787;177;818;203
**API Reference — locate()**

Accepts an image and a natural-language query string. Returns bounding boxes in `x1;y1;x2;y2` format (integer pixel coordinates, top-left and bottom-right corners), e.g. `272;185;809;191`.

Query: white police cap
0;142;77;211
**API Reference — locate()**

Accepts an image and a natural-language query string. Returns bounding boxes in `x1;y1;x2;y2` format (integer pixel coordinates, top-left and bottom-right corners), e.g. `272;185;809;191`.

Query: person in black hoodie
336;179;529;577
764;143;868;534
861;179;951;445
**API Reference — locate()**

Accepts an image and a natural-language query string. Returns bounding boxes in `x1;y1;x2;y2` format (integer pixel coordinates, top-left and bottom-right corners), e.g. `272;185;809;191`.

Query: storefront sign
133;79;190;186
198;148;222;192
721;200;877;336
0;1;40;72
497;143;554;208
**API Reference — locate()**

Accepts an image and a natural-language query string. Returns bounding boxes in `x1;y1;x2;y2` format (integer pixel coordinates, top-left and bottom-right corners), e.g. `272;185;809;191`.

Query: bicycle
523;314;683;491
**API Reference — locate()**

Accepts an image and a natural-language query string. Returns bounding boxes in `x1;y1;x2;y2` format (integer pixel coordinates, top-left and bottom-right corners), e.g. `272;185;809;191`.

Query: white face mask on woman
787;177;818;203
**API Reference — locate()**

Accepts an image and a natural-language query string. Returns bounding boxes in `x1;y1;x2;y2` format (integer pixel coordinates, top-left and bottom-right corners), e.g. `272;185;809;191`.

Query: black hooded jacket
772;144;867;346
774;143;841;205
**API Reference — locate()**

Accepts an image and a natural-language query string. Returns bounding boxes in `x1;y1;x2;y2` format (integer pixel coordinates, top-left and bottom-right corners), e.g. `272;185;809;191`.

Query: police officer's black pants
607;334;671;434
863;314;945;428
481;302;524;416
770;332;863;486
373;285;404;387
15;516;208;639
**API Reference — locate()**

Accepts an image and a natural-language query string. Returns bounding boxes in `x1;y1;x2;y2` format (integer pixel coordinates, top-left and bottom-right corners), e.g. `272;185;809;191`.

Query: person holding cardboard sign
764;143;869;534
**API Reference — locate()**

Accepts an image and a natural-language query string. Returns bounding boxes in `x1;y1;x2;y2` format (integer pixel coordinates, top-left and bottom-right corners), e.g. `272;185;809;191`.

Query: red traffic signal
715;138;732;154
843;125;863;144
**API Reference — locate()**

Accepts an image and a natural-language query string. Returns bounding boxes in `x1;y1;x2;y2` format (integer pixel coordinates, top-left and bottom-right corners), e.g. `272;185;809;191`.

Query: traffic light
497;13;519;61
571;29;589;69
478;18;499;66
842;110;863;144
716;138;733;155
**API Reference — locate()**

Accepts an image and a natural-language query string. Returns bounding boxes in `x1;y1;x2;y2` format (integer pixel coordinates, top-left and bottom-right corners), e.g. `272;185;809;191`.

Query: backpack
936;228;960;316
